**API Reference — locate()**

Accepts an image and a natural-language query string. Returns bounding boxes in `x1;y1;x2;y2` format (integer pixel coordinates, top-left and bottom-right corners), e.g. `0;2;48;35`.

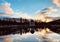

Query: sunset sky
0;0;60;19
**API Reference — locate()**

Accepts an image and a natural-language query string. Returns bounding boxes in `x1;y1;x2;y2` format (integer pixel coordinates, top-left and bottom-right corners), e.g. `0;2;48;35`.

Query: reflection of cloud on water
12;33;34;40
0;33;37;42
0;29;60;42
0;35;13;42
36;28;60;42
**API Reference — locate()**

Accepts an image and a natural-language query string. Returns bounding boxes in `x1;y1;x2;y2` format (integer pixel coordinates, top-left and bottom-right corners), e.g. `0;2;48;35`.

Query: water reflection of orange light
37;28;60;42
3;36;13;42
46;28;51;32
36;28;51;38
40;29;47;37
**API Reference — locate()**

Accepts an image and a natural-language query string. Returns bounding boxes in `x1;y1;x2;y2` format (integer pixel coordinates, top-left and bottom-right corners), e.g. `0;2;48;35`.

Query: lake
0;27;60;42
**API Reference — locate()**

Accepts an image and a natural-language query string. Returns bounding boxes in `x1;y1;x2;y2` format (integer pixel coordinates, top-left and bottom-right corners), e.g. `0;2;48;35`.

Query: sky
0;0;60;19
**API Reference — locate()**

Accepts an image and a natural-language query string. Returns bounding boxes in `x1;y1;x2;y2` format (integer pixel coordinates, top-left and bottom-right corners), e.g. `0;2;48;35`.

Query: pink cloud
53;0;60;7
0;2;14;16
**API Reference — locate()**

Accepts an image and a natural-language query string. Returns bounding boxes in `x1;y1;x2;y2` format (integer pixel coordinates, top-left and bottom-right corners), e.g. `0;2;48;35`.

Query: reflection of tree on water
0;27;60;42
0;27;37;35
0;27;48;35
0;26;60;36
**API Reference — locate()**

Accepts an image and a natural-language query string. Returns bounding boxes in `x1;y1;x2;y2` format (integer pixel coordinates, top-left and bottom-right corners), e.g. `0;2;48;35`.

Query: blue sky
0;0;60;18
0;0;52;14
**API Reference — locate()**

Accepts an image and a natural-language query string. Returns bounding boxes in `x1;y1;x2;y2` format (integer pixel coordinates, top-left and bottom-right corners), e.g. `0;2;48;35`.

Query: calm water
0;27;60;42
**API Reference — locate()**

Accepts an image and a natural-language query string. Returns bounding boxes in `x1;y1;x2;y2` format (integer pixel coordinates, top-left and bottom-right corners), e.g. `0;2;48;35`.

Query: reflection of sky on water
0;32;60;42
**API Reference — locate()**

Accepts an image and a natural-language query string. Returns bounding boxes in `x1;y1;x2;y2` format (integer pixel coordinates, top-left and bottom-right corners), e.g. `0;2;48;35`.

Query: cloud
0;2;33;19
41;7;58;15
11;11;33;19
52;0;60;17
34;10;41;14
19;13;32;19
0;2;14;16
35;7;58;15
53;0;60;7
34;7;57;22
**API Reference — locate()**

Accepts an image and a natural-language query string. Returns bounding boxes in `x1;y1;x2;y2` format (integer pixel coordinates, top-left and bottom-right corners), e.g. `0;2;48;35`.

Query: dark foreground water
0;27;60;42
